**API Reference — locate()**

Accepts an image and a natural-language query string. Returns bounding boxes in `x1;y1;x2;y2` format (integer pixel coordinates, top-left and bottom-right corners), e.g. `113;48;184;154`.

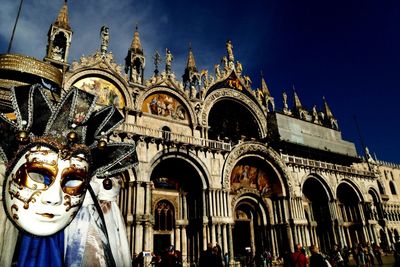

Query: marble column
203;224;208;250
135;222;143;254
181;226;188;266
228;224;235;264
223;224;228;255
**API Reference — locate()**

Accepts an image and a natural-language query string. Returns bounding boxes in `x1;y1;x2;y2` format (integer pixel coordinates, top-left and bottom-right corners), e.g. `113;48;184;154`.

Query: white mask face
3;145;89;236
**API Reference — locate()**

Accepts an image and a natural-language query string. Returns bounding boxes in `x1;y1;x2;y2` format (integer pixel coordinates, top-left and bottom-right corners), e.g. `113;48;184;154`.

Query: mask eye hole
28;170;53;187
62;175;85;195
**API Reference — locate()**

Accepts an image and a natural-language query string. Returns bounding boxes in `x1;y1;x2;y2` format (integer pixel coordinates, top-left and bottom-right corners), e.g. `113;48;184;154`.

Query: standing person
357;244;367;267
291;244;308;267
212;246;224;267
342;246;350;267
309;245;328;267
264;249;273;267
351;245;359;267
331;244;344;267
97;175;131;267
366;243;375;266
224;252;229;267
199;243;214;267
283;249;292;267
372;242;383;265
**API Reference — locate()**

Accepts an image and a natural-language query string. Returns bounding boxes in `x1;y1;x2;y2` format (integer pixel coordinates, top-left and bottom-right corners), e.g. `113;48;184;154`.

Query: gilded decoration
69;51;126;79
200;88;267;137
142;93;189;122
137;87;195;125
223;142;292;196
73;77;125;109
230;162;280;197
0;54;62;86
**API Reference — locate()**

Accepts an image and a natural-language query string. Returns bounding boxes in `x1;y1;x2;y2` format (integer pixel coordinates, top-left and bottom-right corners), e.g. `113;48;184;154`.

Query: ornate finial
153;50;162;76
54;0;71;30
100;26;110;54
130;24;143;54
165;48;173;74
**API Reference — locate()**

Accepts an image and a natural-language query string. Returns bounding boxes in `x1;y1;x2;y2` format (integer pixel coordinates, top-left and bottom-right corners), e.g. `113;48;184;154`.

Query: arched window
162;126;171;141
378;181;385;195
154;200;175;231
389;181;397;195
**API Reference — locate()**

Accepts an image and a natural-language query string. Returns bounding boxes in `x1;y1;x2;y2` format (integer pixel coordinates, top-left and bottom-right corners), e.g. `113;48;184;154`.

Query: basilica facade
1;3;400;266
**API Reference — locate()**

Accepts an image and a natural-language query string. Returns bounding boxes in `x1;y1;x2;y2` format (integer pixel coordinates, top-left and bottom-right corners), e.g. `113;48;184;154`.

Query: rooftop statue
100;26;110;54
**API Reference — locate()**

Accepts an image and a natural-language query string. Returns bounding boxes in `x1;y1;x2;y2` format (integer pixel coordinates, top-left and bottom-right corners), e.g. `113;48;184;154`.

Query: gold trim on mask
11;204;19;220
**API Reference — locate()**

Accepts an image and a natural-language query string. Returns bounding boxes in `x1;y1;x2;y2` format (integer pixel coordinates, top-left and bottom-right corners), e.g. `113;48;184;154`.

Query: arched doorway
150;156;205;264
303;177;333;252
233;197;266;263
230;155;284;260
337;182;365;246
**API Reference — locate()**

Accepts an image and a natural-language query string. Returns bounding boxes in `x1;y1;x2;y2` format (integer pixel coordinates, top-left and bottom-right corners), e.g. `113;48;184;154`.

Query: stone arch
222;141;291;196
64;69;132;108
302;173;335;201
231;193;271;258
302;173;336;251
337;179;364;202
136;86;196;127
149;149;211;189
200;89;268;138
368;187;381;203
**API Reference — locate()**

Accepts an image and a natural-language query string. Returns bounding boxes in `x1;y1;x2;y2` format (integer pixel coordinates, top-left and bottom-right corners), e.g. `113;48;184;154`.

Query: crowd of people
280;242;385;267
131;240;400;266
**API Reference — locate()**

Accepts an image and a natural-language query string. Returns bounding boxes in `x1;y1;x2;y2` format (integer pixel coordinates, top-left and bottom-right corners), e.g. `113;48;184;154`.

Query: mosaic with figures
73;77;125;109
231;162;281;196
142;93;188;122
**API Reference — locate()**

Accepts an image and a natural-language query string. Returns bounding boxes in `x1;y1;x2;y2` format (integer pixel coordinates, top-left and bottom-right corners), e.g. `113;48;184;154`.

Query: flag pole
7;0;24;53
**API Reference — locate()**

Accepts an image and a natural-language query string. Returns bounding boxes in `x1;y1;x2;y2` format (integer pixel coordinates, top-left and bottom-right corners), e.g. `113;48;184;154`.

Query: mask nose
40;182;62;206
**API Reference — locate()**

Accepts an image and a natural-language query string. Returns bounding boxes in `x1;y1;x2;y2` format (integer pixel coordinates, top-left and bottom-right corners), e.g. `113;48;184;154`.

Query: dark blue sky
1;0;399;163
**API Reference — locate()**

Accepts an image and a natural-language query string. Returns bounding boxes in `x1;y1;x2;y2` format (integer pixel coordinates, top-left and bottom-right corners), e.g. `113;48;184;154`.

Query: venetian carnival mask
1;84;137;236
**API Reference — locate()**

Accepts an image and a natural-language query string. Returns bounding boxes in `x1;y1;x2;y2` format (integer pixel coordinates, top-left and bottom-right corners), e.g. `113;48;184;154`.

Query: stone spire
292;86;309;119
293;87;303;110
258;73;275;112
322;96;339;129
44;0;73;70
130;25;143;55
183;44;200;96
260;74;270;96
323;96;334;118
186;44;197;73
53;0;71;30
125;25;145;85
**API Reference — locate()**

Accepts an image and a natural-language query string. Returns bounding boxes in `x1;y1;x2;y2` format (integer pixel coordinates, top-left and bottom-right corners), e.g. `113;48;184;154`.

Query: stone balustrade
281;153;376;177
119;123;232;151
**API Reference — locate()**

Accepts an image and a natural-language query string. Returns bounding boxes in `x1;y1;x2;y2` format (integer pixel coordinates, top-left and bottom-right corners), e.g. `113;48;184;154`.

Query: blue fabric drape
17;231;64;267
